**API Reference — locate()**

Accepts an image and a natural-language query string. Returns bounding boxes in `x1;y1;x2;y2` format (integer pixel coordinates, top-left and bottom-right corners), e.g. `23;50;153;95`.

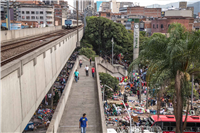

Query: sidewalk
57;61;102;133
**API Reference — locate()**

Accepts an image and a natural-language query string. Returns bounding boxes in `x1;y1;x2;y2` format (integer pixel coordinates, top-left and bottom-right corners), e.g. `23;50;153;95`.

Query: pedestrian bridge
1;26;85;132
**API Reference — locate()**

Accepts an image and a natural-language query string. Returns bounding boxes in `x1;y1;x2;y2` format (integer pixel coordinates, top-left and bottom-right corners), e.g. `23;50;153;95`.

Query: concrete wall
95;57;127;77
95;57;107;133
1;27;83;133
1;26;62;43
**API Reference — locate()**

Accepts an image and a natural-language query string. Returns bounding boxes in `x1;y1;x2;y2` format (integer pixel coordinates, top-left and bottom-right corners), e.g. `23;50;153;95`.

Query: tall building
18;4;54;27
74;0;94;12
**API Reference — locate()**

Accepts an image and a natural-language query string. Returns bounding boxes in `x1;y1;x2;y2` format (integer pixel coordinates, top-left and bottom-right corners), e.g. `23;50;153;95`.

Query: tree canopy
129;23;200;133
82;16;148;62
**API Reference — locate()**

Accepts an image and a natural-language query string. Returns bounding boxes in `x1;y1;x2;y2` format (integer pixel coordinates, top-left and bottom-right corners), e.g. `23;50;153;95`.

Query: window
22;16;25;19
171;122;176;126
40;11;43;14
22;11;24;14
157;24;158;28
26;11;30;14
40;21;43;24
163;122;170;126
31;11;35;14
161;24;164;28
168;24;170;27
40;16;43;19
36;11;39;14
31;16;35;19
153;24;155;29
26;16;30;19
186;123;195;127
106;13;110;17
36;16;39;19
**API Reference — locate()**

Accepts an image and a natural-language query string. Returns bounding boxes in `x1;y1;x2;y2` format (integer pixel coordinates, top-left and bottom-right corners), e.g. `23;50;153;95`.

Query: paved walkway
57;61;102;133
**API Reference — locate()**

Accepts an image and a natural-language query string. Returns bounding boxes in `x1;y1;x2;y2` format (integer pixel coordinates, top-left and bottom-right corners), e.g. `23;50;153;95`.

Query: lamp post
121;100;132;133
76;1;79;46
112;38;114;65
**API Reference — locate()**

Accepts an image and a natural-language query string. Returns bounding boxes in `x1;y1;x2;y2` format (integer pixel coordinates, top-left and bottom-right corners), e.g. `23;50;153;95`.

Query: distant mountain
188;1;200;15
146;1;200;15
146;2;179;9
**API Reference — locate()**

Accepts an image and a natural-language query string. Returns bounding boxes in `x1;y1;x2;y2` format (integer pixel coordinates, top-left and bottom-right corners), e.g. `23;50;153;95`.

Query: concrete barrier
96;57;127;77
95;57;107;133
46;56;79;133
1;26;62;43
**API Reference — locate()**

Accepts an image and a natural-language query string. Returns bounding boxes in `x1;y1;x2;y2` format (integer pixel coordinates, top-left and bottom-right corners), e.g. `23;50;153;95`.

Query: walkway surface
57;61;102;133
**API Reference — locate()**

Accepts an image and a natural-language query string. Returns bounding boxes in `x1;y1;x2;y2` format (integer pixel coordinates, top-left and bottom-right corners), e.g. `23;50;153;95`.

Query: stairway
57;61;102;133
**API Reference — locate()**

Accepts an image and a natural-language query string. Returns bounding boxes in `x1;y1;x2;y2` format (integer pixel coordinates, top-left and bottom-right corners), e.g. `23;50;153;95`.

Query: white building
18;5;54;27
74;0;94;12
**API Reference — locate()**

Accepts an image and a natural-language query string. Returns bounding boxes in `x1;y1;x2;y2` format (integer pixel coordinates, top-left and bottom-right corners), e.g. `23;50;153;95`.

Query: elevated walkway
57;60;101;133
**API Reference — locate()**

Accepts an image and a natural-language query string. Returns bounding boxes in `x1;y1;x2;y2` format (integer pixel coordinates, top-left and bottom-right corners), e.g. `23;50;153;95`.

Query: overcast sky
67;0;199;7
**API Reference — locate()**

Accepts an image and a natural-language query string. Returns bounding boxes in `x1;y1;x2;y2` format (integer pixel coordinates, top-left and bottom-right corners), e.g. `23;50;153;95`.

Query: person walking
91;66;95;78
79;113;88;133
89;57;92;66
79;60;83;68
74;69;79;83
85;65;89;76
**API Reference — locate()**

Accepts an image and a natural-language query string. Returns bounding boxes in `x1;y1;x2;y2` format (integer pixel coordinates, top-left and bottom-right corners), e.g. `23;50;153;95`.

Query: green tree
79;47;97;61
129;23;200;133
84;16;132;59
99;72;119;98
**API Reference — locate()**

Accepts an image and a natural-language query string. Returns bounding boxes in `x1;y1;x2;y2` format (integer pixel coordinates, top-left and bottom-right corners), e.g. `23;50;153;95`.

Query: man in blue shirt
79;113;88;133
74;69;79;83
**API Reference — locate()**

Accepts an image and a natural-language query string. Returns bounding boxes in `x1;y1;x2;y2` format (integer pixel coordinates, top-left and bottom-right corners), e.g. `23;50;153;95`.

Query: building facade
74;0;94;12
18;5;54;27
127;6;161;18
16;0;42;4
165;10;193;17
151;17;194;34
54;4;62;25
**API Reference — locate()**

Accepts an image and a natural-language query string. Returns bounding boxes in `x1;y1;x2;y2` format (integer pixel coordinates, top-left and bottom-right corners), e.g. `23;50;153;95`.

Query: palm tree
129;23;200;133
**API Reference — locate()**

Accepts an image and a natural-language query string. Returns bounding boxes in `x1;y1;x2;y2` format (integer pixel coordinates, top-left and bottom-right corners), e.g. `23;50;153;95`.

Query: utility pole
191;62;194;109
6;1;11;30
139;76;142;103
76;0;79;47
112;38;114;65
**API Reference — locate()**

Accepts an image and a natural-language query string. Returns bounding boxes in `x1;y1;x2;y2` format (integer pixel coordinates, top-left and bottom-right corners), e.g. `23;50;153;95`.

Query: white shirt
85;66;89;71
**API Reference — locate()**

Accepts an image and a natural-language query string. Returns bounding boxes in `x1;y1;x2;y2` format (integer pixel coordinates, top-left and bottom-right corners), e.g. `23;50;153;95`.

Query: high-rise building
74;0;94;12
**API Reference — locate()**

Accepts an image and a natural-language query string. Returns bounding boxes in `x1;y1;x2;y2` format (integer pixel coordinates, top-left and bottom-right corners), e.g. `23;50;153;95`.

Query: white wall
1;28;83;133
1;26;61;43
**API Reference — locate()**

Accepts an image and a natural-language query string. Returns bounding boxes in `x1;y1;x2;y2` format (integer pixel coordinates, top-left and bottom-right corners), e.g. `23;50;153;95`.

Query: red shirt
92;68;95;73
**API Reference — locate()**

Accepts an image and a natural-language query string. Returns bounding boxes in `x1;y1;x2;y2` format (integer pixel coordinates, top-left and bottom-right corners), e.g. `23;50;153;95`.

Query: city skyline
67;0;200;7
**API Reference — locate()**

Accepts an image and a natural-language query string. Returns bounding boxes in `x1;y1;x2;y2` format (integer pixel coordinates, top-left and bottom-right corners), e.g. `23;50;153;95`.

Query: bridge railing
95;57;107;133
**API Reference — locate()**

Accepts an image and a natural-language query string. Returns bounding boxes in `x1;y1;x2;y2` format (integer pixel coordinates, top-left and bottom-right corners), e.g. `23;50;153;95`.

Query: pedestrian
79;113;88;133
137;89;140;100
79;60;83;68
91;66;95;78
85;65;89;76
74;69;79;83
89;57;92;66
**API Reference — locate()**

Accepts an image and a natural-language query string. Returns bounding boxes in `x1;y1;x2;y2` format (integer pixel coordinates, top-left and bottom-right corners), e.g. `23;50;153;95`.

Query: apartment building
127;6;161;18
74;0;94;12
18;4;54;27
151;16;194;34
